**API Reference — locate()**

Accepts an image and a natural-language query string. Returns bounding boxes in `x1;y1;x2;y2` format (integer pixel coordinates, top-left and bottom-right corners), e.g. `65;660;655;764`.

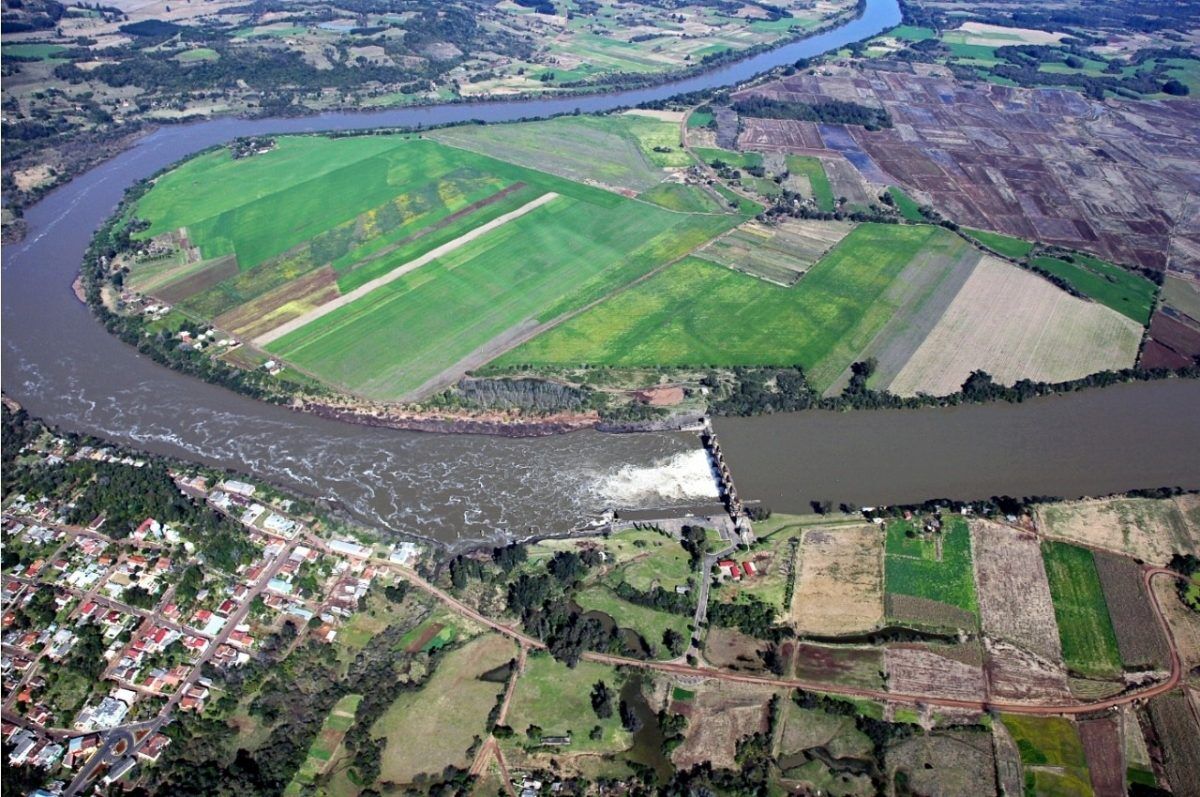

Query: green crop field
1031;254;1157;324
888;186;924;222
1042;541;1123;678
693;147;765;169
430;114;681;193
575;585;691;656
786;156;835;211
134;132;739;400
283;693;362;794
495;223;955;392
504;652;631;754
963;227;1035;259
3;43;67;59
1002;715;1093;797
883;516;978;614
639;182;725;213
267;190;734;399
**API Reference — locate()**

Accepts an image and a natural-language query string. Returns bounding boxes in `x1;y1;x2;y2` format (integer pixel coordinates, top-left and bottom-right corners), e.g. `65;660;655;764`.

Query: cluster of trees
732;97;892;130
1167;554;1200;612
2;407;256;573
708;594;782;640
614;581;693;616
706;366;818;415
703;357;1200;418
680;524;710;570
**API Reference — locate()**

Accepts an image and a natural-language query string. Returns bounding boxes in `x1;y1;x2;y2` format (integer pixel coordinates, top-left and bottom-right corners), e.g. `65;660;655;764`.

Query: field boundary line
252;192;560;348
359;538;1191;718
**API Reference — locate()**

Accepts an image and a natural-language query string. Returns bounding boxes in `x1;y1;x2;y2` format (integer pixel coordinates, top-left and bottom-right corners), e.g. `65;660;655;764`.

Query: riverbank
1;0;869;244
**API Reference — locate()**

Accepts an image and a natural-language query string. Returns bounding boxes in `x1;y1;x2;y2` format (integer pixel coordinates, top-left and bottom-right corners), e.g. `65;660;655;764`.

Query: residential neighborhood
2;425;425;795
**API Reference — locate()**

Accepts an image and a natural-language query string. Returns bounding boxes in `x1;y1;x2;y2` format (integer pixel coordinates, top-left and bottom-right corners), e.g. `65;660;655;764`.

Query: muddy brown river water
3;0;1197;545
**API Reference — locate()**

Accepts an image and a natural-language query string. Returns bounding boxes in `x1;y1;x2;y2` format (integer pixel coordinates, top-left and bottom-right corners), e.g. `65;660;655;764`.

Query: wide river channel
3;0;1198;545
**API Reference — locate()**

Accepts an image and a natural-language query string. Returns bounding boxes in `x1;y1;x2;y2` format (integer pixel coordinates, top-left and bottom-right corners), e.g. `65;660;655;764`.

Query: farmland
371;634;515;784
884;645;985;702
883;516;978;622
1030;253;1159;324
885;728;998;797
971;522;1070;702
1037;496;1200;565
499;224;980;394
730;68;1200;277
696;218;855;285
1001;715;1094;797
790;525;884;635
283;694;361;795
886;256;1143;396
887;187;924;222
429;114;685;194
1147;692;1200;797
786;155;836;211
1040;542;1123;678
793;643;884;689
1092;551;1170;670
131;131;740;400
670;682;771;770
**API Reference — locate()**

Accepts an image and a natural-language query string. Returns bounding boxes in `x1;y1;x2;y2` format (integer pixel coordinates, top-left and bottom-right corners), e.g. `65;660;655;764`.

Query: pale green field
503;652;631;754
372;634;515;784
495;223;959;393
134;132;739;400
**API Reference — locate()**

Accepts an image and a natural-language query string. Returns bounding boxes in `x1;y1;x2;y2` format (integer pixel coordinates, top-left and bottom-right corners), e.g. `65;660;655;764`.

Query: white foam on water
592;448;719;507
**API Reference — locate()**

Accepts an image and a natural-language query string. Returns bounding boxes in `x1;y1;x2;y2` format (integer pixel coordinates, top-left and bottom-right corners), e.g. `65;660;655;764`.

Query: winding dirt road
377;555;1190;718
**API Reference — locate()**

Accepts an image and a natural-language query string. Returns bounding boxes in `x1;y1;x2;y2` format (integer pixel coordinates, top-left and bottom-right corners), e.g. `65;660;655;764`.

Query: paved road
63;539;298;796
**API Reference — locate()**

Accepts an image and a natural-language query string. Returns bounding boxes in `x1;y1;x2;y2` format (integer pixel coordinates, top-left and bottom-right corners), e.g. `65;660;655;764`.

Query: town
3;413;421;795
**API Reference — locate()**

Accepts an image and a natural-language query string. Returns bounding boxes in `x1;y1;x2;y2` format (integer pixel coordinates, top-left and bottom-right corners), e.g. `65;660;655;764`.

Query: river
2;0;1196;546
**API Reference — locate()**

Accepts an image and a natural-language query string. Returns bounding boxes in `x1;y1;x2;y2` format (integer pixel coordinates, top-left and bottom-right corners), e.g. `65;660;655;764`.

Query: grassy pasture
176;47;219;62
4;43;67;59
1031;254;1157;324
497;223;951;392
504;652;631;754
1042;542;1122;678
889;25;936;41
601;531;694;592
575;585;691;656
887;186;924;221
883;516;978;617
786;156;835;211
430;115;676;192
693;147;765;169
639;182;725;213
963;227;1035;259
372;634;515;784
